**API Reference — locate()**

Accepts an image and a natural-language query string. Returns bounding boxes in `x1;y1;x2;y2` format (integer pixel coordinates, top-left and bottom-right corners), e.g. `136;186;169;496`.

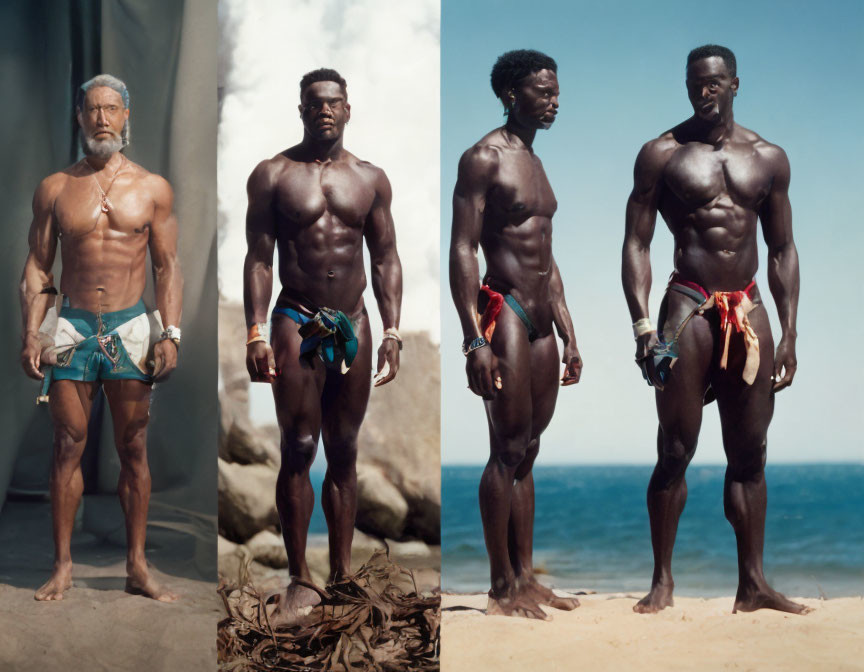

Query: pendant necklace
91;156;125;213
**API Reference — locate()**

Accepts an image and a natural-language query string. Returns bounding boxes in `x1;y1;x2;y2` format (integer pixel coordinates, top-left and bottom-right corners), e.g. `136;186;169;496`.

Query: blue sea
442;464;864;598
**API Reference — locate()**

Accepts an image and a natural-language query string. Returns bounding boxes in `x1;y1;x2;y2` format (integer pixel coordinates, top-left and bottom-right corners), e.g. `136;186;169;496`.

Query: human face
299;81;350;141
77;86;128;157
506;69;559;130
686;56;738;124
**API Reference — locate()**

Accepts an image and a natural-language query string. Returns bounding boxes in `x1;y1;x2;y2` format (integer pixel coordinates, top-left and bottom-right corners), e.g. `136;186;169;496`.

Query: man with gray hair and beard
19;74;183;602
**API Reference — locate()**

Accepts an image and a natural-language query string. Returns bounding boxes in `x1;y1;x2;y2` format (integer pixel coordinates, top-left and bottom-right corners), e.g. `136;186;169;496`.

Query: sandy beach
442;591;864;671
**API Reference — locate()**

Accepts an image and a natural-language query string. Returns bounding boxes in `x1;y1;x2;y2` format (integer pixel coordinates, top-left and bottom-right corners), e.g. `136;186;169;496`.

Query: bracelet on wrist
246;322;269;346
632;317;654;339
462;336;488;356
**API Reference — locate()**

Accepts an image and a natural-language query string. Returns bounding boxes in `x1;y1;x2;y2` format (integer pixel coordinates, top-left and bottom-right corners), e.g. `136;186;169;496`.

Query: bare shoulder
737;125;789;175
353;157;392;197
638;130;679;167
33;170;68;209
129;163;174;207
247;153;288;195
458;134;503;182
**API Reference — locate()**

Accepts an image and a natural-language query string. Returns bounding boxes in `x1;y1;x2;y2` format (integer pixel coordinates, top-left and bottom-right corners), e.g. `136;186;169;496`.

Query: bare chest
488;152;557;221
274;163;376;229
54;176;153;240
663;143;772;211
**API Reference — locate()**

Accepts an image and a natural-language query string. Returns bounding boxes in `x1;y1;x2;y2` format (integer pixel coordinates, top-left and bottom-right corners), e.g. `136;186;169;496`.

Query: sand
442;591;864;672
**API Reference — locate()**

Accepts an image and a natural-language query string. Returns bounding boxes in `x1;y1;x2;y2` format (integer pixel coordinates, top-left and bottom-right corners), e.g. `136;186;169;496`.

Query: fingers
772;363;796;392
246;344;276;383
373;346;399;387
561;357;582;386
491;360;502;391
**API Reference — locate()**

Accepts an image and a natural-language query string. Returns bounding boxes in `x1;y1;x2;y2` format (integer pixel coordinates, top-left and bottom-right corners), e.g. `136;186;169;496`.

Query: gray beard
80;132;124;159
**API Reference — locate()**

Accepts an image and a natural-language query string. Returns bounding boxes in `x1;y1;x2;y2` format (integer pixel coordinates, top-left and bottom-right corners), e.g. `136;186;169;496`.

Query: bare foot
522;577;580;610
34;562;73;601
268;580;323;627
633;581;674;614
733;584;811;615
125;562;178;602
486;588;551;620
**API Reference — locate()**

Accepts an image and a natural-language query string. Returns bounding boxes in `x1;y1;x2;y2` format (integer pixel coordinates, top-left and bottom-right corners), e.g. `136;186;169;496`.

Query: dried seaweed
218;550;440;671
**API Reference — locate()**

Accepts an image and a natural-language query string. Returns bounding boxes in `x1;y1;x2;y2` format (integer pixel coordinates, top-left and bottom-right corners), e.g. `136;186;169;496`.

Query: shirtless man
19;74;182;602
622;45;807;614
450;50;583;620
243;68;402;621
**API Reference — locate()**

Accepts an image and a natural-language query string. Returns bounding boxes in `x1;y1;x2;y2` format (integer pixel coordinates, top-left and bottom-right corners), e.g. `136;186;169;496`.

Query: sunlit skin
450;68;583;619
622;55;806;615
243;79;402;624
19;85;183;602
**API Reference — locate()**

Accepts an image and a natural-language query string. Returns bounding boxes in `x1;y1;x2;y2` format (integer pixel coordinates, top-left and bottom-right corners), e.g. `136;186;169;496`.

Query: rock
219;391;279;466
357;332;441;543
246;530;288;568
217;458;279;543
356;464;409;539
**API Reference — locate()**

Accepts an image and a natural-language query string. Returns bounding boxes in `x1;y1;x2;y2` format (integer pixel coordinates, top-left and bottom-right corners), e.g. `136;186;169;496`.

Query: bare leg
507;334;579;610
36;380;96;601
270;314;326;622
481;308;548;620
635;294;712;614
103;379;177;602
320;314;371;580
712;309;809;615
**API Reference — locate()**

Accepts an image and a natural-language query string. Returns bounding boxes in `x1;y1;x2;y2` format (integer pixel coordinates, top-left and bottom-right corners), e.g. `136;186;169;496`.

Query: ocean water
442;464;864;598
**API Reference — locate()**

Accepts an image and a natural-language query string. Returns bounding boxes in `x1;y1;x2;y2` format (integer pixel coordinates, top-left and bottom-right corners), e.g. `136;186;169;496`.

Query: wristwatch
160;325;181;349
462;336;488;356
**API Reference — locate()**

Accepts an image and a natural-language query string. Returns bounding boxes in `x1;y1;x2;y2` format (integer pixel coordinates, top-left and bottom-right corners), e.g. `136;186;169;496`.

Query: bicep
27;181;59;271
245;164;277;261
364;171;397;258
760;152;793;249
149;179;179;265
625;145;664;247
451;150;494;250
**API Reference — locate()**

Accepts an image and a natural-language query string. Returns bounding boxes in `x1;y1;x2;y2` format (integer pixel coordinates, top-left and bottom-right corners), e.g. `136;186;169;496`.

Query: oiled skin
243;80;402;623
622;56;805;615
450;68;582;620
18;85;182;603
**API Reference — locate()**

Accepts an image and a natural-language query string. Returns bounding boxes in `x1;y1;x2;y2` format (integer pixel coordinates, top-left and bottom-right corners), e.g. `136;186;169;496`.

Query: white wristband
632;318;654;339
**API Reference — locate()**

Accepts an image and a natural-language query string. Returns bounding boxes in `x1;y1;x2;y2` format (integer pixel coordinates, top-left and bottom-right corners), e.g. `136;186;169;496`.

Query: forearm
243;255;273;327
622;238;652;323
153;258;183;327
370;253;402;330
19;260;54;338
449;242;483;341
767;241;799;338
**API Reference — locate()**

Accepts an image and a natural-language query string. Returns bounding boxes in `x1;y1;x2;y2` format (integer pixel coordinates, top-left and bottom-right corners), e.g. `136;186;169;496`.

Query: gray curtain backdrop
0;0;216;572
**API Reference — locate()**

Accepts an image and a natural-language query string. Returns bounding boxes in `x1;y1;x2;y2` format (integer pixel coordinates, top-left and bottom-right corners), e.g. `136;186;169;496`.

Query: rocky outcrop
217;458;279;543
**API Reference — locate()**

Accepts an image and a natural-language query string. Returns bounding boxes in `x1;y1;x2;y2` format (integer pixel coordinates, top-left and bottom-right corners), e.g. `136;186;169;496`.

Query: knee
53;422;87;464
514;439;539;478
281;433;317;471
496;435;530;470
324;434;358;479
657;431;697;479
117;418;148;463
728;437;767;481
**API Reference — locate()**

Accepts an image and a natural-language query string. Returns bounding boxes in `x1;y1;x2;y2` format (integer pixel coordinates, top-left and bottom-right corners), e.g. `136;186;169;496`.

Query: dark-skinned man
243;68;402;624
450;50;583;620
622;45;808;615
20;74;183;602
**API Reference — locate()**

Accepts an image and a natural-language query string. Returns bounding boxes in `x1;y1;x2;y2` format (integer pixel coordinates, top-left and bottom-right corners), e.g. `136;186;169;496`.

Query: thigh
711;304;775;464
102;380;152;443
49;380;99;440
655;292;714;450
528;333;560;439
320;313;373;447
271;313;326;441
484;303;533;443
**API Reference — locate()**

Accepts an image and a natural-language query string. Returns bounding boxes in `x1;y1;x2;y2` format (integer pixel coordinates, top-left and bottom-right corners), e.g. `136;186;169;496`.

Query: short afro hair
299;68;347;97
687;45;737;78
490;49;557;100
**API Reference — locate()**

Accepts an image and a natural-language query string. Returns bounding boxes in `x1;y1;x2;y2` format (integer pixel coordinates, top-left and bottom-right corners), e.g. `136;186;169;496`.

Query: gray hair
76;74;131;147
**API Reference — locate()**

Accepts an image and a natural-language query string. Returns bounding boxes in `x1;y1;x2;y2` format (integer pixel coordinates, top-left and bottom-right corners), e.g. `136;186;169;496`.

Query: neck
300;134;344;161
503;117;537;150
692;111;735;145
84;152;122;172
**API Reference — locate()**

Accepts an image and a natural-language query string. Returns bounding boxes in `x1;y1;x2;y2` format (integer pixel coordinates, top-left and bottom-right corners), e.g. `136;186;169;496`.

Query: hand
246;340;276;383
465;345;502;400
634;331;659;367
373;338;400;387
773;336;797;392
152;339;179;380
20;333;43;380
560;345;583;386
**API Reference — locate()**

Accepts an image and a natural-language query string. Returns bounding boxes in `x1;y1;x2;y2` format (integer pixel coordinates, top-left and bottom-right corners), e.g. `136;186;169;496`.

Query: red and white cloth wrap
675;276;760;385
478;285;504;341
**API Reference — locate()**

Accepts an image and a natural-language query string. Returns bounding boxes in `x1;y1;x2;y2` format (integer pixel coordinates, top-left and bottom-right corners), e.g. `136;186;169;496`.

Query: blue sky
441;0;864;464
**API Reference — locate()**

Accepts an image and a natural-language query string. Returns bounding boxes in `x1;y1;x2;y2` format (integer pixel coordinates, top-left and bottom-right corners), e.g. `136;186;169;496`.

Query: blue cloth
503;294;539;342
272;306;358;372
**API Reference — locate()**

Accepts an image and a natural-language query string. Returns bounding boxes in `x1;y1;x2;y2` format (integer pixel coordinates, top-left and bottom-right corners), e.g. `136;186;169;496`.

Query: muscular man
622;45;807;614
20;74;183;602
243;68;402;622
450;50;583;620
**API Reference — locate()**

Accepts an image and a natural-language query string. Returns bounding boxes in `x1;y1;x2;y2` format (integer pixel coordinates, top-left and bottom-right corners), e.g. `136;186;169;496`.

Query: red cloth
479;285;504;341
